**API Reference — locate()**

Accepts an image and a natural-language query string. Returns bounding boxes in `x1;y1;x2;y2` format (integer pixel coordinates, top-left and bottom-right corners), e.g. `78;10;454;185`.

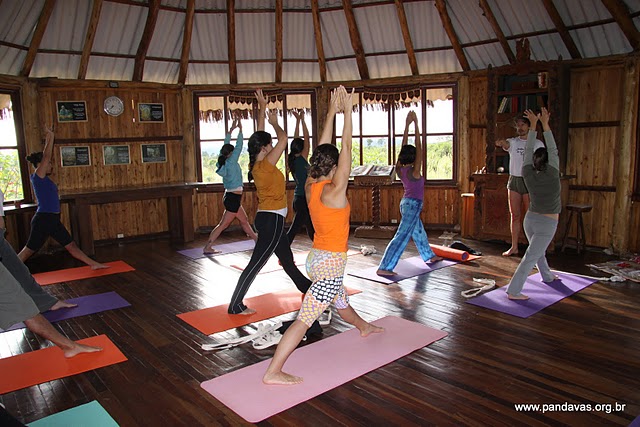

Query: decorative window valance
198;92;312;123
358;86;452;112
0;94;12;120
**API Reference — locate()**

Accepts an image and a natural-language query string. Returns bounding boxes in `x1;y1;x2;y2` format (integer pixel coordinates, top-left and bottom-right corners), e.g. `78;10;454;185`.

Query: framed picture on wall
60;146;91;167
56;101;88;122
103;145;131;165
141;143;167;163
138;103;164;123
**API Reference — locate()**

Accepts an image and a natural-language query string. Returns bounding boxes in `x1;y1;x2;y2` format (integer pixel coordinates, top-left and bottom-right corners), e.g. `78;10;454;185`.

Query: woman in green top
286;110;315;243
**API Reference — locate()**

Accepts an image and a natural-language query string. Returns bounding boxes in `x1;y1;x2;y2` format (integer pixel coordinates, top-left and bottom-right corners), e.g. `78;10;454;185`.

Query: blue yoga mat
29;400;118;426
466;271;598;318
178;239;255;260
3;292;130;332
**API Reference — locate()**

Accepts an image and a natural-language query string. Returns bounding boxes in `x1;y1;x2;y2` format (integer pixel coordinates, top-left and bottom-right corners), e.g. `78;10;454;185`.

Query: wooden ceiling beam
541;0;581;59
178;0;195;84
600;0;640;51
275;0;283;82
478;0;515;64
395;0;419;76
227;0;237;84
132;0;161;81
342;0;369;80
20;0;56;77
434;0;470;71
78;0;103;79
311;0;327;82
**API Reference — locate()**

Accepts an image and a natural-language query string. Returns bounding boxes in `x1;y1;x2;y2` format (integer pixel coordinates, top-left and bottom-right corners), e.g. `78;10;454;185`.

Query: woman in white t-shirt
494;114;544;257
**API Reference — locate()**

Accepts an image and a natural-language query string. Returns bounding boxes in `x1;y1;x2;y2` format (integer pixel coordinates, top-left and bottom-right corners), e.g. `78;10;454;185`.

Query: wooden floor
1;230;638;426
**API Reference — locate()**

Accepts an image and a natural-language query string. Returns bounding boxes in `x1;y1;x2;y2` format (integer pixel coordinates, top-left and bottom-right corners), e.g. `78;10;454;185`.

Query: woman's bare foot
502;247;518;257
263;371;303;385
63;342;103;358
50;300;77;311
359;323;385;337
236;307;256;315
507;293;529;301
203;247;222;255
542;274;560;283
376;269;396;277
427;256;443;263
91;263;110;270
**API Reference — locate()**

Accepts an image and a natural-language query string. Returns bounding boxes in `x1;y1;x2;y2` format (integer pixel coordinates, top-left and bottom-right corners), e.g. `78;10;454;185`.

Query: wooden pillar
611;58;639;254
458;75;470;193
315;86;330;148
181;86;197;182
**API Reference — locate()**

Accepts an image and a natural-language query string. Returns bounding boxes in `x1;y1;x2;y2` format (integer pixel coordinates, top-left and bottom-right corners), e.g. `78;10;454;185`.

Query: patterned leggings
297;249;350;327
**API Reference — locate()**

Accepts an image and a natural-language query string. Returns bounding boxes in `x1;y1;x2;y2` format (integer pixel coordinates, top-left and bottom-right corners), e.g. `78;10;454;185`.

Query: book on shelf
497;96;509;113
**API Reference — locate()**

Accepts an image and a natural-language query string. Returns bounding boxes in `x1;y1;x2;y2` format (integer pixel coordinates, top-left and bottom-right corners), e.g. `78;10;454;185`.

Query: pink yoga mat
178;240;255;260
200;316;447;423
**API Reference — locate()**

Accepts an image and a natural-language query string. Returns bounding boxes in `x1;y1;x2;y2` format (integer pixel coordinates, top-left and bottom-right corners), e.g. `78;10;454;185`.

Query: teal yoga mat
28;401;118;427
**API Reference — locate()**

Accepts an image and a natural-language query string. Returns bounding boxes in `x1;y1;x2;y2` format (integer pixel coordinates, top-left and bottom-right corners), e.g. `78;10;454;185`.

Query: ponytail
247;131;272;182
26;152;44;168
216;143;234;171
287;138;304;177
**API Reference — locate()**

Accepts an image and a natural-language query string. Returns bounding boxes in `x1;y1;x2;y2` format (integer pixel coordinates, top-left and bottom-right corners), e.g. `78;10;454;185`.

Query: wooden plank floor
1;230;638;426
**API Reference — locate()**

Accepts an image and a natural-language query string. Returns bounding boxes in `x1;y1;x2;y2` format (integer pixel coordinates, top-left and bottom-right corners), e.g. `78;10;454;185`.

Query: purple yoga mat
3;291;130;332
200;316;447;423
347;256;458;284
629;415;640;427
466;271;598;318
177;239;255;260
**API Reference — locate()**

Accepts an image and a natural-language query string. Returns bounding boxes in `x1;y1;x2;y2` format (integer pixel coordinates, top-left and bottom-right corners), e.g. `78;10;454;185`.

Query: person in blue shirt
203;117;258;254
18;126;108;269
286;110;315;244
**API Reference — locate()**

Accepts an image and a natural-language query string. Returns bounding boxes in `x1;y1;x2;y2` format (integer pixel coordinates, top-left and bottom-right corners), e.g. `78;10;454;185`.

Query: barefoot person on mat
203;115;258;255
227;90;312;315
263;86;383;386
506;108;560;301
376;111;441;277
18;125;108;270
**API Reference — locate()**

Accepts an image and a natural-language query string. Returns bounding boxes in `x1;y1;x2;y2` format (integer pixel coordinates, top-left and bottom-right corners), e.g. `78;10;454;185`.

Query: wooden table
61;183;195;256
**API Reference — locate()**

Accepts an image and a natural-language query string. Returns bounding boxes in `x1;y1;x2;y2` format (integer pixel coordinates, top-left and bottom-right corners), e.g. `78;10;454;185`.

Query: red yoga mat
178;287;362;336
430;244;480;262
33;261;135;286
0;334;127;394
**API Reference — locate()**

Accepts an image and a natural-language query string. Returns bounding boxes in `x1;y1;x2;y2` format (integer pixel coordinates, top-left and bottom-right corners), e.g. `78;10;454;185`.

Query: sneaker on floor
319;309;332;326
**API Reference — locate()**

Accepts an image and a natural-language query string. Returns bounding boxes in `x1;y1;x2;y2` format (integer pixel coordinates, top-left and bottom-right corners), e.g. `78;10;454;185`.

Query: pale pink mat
200;316;447;423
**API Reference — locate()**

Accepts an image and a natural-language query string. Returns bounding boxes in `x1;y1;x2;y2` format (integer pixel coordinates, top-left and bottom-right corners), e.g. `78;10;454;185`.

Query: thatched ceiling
0;0;639;85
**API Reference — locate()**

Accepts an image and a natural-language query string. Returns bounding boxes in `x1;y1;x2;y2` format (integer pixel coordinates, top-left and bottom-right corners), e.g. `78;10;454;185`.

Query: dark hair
216;144;234;170
398;145;416;166
26;152;44;168
308;144;339;178
287;138;304;177
533;147;548;172
515;113;531;127
247;131;272;181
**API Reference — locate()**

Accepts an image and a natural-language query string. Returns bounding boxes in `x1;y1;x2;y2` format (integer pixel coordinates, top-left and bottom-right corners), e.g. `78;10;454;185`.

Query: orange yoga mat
430;244;480;262
178;287;362;336
33;261;135;286
0;334;127;394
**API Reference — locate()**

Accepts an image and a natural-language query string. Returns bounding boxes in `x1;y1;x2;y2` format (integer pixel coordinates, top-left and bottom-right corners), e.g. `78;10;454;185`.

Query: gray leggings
507;211;558;296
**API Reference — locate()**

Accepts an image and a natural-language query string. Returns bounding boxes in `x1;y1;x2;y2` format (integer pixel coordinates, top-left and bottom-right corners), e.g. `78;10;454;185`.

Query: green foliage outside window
0;150;24;201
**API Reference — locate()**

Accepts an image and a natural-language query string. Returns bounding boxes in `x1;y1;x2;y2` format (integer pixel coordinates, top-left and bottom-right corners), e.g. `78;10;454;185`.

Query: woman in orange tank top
263;86;384;386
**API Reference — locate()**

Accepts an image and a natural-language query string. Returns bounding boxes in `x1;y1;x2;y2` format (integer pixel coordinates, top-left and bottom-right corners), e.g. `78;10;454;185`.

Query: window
335;85;456;182
196;92;314;183
0;91;28;203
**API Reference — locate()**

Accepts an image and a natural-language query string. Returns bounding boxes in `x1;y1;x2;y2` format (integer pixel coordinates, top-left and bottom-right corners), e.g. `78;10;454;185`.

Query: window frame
0;89;31;204
193;90;316;184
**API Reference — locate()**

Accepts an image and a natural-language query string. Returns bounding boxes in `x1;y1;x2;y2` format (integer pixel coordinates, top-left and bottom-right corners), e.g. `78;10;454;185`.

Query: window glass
425;135;453;180
426;89;453;134
335;138;361;171
0;99;25;201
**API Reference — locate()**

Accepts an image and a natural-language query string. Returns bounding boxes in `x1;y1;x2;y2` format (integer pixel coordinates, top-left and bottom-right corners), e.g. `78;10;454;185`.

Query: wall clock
104;96;124;117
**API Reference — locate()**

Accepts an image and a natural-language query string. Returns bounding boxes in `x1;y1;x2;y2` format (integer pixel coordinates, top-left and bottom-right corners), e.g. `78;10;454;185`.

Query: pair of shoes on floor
319;309;332;326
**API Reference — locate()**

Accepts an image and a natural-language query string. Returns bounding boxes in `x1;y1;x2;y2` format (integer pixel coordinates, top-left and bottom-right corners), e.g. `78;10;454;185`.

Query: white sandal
319;309;332;326
201;320;283;351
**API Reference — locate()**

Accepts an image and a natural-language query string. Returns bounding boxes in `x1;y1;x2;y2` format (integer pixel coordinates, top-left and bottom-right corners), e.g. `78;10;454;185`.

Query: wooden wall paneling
630;203;640;252
564;190;616;249
91;200;168;240
566;128;618;186
468;76;487;125
569;66;624;123
468;128;487;177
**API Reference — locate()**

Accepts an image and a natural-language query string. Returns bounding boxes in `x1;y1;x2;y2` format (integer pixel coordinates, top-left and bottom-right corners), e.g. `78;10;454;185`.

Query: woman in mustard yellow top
263;86;384;385
228;90;312;315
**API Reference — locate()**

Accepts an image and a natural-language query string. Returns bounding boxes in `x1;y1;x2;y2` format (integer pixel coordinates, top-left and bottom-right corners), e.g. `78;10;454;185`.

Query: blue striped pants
379;197;436;271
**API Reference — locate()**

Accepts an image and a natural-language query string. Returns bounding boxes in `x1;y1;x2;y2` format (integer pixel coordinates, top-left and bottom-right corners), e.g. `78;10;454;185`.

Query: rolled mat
29;401;118;427
200;316;447;423
178;287;362;336
33;261;135;286
0;334;127;394
3;291;131;332
430;244;480;262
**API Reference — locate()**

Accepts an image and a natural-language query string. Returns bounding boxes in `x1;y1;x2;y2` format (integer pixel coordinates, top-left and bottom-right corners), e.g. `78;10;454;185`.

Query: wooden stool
561;204;592;254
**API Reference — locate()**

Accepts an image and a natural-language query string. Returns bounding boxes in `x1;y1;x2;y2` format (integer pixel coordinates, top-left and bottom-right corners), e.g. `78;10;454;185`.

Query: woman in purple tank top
377;111;442;276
